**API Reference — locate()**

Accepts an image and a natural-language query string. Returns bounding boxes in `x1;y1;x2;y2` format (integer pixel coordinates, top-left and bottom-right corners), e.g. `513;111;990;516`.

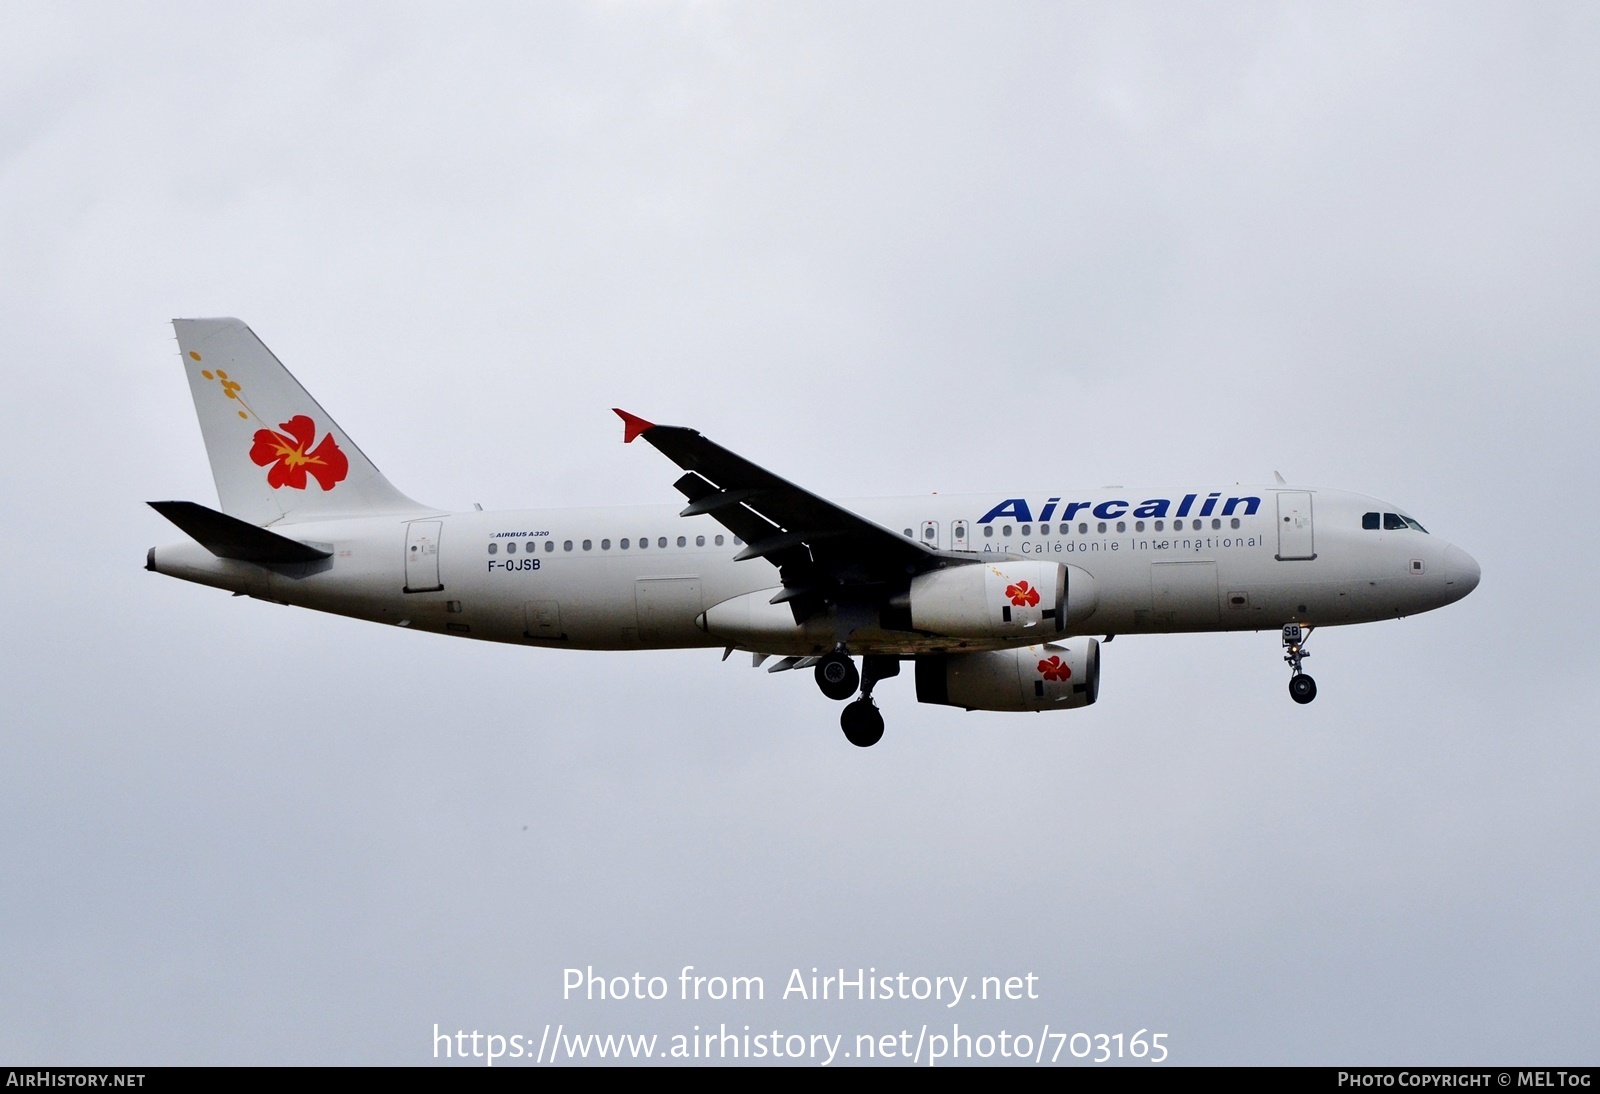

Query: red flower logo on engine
249;415;349;491
1037;655;1072;682
1006;580;1041;607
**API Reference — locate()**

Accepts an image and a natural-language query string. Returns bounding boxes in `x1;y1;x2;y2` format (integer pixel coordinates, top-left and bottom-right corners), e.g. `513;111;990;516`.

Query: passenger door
1275;492;1316;561
404;520;443;592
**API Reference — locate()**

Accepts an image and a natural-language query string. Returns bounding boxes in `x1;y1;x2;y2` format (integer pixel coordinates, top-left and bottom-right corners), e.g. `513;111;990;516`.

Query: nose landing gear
1283;623;1317;704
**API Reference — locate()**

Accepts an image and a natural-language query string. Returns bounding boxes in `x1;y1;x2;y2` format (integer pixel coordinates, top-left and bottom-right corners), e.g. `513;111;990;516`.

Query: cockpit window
1363;512;1380;530
1380;512;1430;533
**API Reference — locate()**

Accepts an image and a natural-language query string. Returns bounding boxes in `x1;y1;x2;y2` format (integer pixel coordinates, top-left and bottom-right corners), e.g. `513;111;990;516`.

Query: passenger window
1154;520;1164;532
733;537;743;546
696;535;705;547
904;528;913;537
621;538;630;549
923;526;935;539
677;536;686;547
582;540;592;551
954;525;965;539
563;540;573;552
1230;518;1240;529
639;536;648;549
487;543;498;555
1097;522;1106;534
1020;524;1031;536
1116;521;1126;533
544;541;554;552
1173;520;1184;531
1135;521;1144;532
659;537;668;548
1363;512;1380;530
507;542;517;553
983;526;994;538
715;535;725;546
1384;513;1407;530
601;539;611;550
1002;525;1012;537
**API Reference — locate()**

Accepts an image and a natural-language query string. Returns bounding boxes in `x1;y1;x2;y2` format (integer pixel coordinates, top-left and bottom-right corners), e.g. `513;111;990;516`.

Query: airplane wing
614;410;948;621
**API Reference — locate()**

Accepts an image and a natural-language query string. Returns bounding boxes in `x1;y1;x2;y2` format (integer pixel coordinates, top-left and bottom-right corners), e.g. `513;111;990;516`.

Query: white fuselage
148;485;1480;657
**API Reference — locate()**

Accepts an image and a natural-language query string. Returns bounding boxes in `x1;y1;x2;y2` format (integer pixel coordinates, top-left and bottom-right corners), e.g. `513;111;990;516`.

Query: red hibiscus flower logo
1006;580;1041;607
1037;655;1072;682
249;415;349;491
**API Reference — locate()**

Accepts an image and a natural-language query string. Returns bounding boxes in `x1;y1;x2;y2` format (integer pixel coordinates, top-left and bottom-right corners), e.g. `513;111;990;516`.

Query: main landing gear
814;652;859;701
815;651;898;747
1283;623;1317;704
840;700;884;749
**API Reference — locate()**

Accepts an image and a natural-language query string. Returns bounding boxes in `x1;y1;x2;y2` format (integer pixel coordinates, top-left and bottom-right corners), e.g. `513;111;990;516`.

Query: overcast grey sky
2;1;1596;1066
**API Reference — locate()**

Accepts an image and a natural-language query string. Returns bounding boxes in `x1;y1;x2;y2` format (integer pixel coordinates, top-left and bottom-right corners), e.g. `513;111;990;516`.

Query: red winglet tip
612;408;655;443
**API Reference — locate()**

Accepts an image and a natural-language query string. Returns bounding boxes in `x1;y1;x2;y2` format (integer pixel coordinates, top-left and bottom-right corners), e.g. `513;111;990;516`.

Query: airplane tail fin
171;318;427;525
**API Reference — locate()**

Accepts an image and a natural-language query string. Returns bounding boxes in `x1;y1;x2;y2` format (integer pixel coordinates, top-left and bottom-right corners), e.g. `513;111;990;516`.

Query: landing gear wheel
841;700;884;748
815;653;860;701
1281;624;1317;705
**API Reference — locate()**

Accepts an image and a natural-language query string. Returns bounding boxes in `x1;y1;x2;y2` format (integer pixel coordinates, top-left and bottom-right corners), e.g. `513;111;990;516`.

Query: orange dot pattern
196;362;254;423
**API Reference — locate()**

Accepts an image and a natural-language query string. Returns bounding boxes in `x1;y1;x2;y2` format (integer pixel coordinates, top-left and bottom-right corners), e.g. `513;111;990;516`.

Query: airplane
146;318;1481;747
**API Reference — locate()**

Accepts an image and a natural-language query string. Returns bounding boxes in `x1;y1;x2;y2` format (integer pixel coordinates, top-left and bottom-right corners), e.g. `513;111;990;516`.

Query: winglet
613;408;655;444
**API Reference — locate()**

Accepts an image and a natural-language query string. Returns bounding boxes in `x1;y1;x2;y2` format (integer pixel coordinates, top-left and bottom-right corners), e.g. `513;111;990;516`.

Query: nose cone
1442;544;1481;601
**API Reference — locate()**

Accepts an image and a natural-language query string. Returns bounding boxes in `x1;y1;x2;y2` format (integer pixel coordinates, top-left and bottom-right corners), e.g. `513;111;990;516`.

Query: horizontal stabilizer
148;501;332;565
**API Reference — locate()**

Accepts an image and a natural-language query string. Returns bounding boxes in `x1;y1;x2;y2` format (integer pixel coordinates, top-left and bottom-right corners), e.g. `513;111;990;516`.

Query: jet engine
915;638;1101;712
899;561;1097;639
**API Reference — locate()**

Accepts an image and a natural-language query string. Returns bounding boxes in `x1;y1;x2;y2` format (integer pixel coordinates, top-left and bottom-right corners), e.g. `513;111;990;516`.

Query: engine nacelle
905;561;1097;639
915;638;1101;712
